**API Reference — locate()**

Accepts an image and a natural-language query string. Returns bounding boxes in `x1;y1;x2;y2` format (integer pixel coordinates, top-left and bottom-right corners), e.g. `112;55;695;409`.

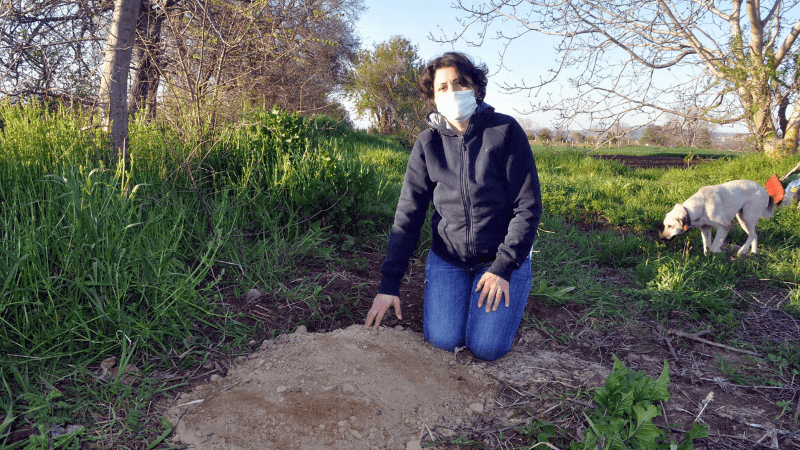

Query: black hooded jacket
378;103;542;296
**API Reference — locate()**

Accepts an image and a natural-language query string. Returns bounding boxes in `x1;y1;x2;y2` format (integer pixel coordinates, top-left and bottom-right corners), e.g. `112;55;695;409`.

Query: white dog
660;180;776;256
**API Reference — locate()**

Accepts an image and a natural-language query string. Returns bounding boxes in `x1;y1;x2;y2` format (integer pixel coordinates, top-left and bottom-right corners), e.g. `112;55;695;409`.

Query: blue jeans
423;250;532;361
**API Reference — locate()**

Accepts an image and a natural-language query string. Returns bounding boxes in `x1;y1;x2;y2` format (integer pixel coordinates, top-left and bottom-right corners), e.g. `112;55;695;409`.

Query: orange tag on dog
683;224;689;231
766;174;784;202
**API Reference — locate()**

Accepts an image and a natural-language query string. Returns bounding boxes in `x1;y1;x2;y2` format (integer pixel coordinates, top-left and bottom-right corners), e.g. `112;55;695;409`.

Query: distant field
531;143;742;159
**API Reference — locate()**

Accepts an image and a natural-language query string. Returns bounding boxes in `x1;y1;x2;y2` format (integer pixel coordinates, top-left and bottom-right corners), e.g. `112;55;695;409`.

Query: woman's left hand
476;272;510;313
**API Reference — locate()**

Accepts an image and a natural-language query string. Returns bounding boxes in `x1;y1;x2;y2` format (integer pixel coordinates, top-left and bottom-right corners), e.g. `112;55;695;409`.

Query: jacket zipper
459;134;475;259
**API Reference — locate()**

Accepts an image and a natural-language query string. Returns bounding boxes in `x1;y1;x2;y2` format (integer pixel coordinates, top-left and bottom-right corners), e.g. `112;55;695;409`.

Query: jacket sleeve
378;135;435;296
487;120;542;281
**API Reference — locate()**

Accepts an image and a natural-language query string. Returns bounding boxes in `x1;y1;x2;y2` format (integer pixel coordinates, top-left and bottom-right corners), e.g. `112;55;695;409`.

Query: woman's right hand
364;294;402;329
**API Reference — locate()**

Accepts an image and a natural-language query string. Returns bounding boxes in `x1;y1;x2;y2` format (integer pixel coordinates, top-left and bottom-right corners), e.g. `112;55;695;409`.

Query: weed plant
578;357;707;450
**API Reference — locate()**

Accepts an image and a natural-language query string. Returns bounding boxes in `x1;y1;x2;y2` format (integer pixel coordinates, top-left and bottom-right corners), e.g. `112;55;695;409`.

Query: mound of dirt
164;325;611;450
163;320;793;449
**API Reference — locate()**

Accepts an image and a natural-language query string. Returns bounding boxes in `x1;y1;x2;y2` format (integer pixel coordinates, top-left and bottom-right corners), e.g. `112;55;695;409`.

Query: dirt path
589;154;709;169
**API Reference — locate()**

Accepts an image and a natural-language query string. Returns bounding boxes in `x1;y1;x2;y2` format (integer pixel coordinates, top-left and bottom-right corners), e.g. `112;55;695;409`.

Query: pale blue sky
352;0;562;129
352;0;748;134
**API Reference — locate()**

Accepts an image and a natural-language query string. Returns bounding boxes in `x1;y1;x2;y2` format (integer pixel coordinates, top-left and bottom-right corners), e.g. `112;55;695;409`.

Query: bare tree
570;130;586;143
99;0;140;159
662;112;715;148
514;115;537;136
0;0;362;123
440;0;800;154
0;0;110;104
551;128;568;142
129;0;174;121
152;0;362;133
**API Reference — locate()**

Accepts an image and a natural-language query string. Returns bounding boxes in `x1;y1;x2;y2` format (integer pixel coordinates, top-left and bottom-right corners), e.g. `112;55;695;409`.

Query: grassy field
2;104;800;448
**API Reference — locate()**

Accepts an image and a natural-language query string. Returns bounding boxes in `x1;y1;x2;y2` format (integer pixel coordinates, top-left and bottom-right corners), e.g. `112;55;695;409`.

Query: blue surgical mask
435;90;477;123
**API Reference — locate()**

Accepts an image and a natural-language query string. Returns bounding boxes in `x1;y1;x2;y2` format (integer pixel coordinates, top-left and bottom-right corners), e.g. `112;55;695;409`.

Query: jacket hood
426;102;494;136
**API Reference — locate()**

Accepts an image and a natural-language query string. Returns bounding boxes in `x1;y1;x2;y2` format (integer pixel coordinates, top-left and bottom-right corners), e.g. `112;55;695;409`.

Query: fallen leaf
99;357;116;380
108;363;140;385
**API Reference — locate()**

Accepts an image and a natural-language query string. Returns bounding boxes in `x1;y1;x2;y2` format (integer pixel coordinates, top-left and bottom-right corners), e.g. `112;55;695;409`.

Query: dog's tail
763;195;776;219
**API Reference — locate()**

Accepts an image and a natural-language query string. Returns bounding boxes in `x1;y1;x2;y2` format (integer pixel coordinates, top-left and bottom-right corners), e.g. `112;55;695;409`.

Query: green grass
527;147;800;319
0;104;402;448
533;148;797;231
3;103;800;448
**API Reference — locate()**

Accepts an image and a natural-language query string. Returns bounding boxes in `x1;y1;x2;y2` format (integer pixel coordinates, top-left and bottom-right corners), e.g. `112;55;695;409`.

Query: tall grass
1;165;222;361
0;103;401;448
0;104;399;357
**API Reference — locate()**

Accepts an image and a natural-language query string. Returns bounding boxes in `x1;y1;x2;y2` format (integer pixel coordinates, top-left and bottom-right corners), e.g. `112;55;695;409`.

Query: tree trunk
782;105;800;154
130;0;166;122
740;81;777;154
99;0;141;163
778;94;790;137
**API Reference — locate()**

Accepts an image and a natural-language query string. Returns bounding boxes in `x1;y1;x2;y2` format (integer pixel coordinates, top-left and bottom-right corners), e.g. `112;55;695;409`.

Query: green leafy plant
576;357;707;450
765;341;800;378
774;400;792;422
515;418;570;447
531;280;577;307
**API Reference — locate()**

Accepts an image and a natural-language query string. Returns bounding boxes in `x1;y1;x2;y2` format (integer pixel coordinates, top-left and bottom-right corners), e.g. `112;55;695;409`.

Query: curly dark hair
418;52;489;104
